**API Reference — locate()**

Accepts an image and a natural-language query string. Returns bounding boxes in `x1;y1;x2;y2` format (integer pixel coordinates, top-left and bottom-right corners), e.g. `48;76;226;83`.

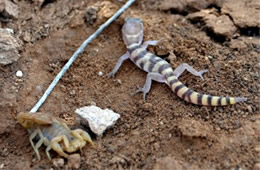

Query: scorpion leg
34;128;45;160
50;135;69;158
46;145;52;160
43;139;52;160
72;129;94;146
59;121;70;131
29;129;41;160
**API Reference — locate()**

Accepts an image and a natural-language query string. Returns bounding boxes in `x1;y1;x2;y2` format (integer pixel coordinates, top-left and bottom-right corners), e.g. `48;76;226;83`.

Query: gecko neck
126;43;143;53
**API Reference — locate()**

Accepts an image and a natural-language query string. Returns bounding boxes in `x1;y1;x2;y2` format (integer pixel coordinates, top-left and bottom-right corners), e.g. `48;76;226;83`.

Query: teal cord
30;0;135;113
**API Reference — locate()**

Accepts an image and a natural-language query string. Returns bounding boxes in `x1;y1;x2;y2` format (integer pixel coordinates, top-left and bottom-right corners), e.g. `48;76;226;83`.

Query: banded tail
166;75;247;106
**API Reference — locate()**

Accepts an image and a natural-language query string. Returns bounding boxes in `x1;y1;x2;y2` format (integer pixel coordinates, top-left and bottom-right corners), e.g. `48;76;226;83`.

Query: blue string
30;0;135;113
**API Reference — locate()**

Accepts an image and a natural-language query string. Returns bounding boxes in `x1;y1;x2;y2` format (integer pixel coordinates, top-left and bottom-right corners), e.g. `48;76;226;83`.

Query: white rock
98;71;103;76
75;105;120;136
3;28;14;34
16;70;23;77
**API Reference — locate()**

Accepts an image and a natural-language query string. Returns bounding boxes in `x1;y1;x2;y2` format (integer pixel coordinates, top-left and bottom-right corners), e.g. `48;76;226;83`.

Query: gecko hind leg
133;72;166;101
173;63;208;80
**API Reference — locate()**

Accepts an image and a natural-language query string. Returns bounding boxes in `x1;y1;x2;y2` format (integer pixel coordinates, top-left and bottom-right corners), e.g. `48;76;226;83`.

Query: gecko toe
198;69;208;80
143;93;147;101
131;85;144;96
107;72;115;78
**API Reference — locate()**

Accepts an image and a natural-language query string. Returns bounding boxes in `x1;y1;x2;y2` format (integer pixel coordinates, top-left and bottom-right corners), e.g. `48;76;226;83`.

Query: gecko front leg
134;72;166;101
142;39;163;49
107;52;130;78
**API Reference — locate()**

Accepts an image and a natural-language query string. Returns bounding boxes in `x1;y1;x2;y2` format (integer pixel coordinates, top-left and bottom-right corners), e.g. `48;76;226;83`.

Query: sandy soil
0;0;259;169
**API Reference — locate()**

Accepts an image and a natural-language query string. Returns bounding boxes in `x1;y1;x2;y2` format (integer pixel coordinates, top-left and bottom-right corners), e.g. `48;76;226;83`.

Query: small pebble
216;127;221;131
5;28;14;34
16;70;23;77
85;6;98;25
143;103;153;110
52;158;64;168
36;85;43;91
98;71;103;76
253;163;260;170
247;105;253;113
23;32;31;42
90;101;96;106
0;163;4;169
67;154;81;169
255;145;260;153
116;79;122;85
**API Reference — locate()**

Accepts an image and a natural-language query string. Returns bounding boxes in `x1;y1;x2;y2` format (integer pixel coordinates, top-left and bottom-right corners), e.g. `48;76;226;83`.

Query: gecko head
122;17;144;50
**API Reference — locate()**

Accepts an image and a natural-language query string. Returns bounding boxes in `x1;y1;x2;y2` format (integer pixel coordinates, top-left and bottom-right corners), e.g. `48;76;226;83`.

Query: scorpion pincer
17;112;94;160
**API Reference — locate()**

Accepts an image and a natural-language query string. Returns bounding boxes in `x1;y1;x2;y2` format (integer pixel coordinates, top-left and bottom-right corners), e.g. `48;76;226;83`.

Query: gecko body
108;17;247;106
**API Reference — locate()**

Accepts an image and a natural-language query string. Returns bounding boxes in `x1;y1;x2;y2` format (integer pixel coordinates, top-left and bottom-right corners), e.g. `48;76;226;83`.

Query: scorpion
17;112;94;160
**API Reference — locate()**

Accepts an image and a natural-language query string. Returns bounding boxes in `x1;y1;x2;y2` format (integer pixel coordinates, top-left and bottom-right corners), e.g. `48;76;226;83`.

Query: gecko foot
132;85;147;101
198;69;208;81
107;72;115;78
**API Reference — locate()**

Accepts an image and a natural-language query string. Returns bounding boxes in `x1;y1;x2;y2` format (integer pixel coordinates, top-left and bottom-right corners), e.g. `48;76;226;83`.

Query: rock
188;9;237;39
67;154;81;169
222;0;260;28
75;105;120;136
30;0;57;8
69;11;85;28
204;14;237;39
0;28;21;65
177;119;212;138
228;38;247;50
253;163;260;170
12;159;31;170
187;8;217;22
255;145;260;153
247;105;253;113
33;0;45;7
98;1;118;19
85;6;98;25
158;0;223;13
0;0;19;19
52;158;65;168
22;31;31;43
0;1;4;13
153;156;199;170
143;103;153;111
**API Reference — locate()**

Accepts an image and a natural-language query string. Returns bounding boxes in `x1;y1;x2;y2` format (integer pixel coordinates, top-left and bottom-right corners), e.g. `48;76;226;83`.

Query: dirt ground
0;0;259;169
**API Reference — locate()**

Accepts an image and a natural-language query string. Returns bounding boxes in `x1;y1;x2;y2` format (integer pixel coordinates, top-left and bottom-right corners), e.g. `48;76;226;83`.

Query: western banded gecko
108;17;247;106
